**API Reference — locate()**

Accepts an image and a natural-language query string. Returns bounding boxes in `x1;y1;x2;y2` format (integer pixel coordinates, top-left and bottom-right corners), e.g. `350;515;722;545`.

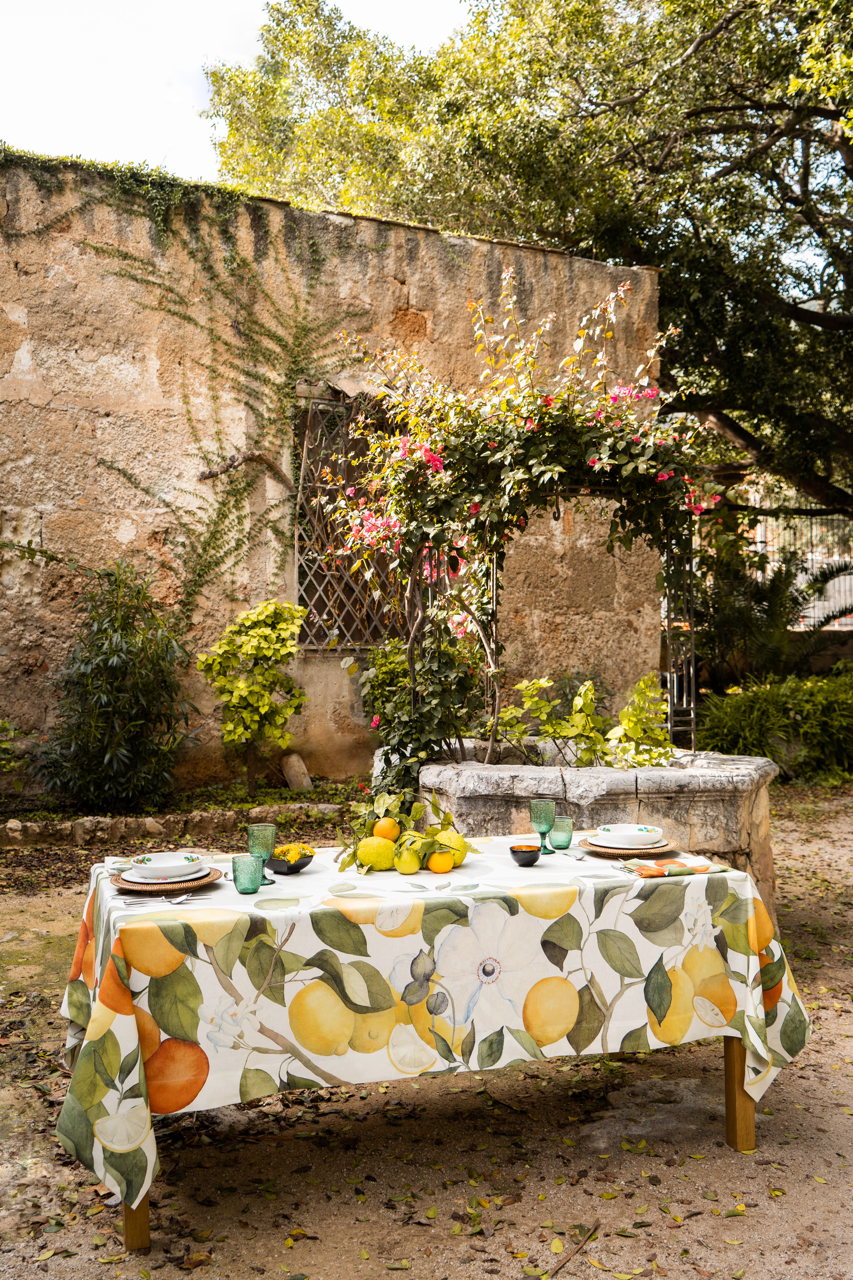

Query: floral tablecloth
57;840;809;1208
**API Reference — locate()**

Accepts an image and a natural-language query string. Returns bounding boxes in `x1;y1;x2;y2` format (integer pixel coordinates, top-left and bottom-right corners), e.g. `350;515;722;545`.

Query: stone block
282;753;312;791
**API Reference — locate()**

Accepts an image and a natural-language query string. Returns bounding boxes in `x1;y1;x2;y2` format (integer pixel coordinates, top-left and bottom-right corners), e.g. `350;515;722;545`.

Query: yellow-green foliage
198;600;308;750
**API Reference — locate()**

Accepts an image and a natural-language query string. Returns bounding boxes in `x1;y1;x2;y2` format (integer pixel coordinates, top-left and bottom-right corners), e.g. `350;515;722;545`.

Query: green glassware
247;823;277;861
529;800;556;855
232;855;262;894
548;816;574;850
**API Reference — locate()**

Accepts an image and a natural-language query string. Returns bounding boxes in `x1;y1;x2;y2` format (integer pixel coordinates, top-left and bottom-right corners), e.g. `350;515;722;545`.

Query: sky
1;0;468;184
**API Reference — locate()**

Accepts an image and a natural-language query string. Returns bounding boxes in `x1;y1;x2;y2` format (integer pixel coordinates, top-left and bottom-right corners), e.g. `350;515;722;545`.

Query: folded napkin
624;856;729;878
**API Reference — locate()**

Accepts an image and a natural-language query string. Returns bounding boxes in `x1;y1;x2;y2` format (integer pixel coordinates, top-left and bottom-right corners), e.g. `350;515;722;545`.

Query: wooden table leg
724;1036;756;1152
123;1193;150;1252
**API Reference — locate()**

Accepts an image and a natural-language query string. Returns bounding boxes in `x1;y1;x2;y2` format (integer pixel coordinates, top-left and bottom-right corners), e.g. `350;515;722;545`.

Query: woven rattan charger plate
578;838;679;859
110;868;223;894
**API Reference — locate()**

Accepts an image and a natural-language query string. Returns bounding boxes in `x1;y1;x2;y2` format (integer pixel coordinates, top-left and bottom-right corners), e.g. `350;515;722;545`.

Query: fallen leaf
551;1239;563;1253
732;1271;745;1279
97;1254;128;1265
723;1239;743;1245
190;1230;212;1242
361;1249;369;1258
814;1176;828;1183
37;1251;55;1262
86;1206;104;1217
588;1262;612;1271
600;1192;619;1200
179;1254;212;1271
385;1263;410;1271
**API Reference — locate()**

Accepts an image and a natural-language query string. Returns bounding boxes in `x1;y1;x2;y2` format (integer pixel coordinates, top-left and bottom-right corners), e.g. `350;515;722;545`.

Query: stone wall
0;162;660;786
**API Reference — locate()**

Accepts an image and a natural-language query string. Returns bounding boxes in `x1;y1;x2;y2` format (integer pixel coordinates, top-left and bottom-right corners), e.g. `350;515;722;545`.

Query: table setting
56;807;810;1246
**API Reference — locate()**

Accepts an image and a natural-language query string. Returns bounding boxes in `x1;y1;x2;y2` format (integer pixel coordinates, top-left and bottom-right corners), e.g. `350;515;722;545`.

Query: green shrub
198;599;307;797
37;562;195;810
0;719;23;790
360;631;486;793
697;665;853;779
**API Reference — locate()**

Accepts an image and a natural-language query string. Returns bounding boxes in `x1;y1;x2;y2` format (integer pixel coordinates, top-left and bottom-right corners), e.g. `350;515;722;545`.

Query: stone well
419;752;779;920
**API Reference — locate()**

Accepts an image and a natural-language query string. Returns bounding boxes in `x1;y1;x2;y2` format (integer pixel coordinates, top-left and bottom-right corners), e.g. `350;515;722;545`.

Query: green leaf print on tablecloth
148;965;203;1042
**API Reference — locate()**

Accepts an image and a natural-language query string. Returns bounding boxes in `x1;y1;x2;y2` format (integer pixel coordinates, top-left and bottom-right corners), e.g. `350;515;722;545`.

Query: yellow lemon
683;943;726;989
512;884;578;920
522;976;580;1047
289;980;355;1056
394;847;423;876
93;1103;152;1154
374;901;425;938
387;1023;437;1074
693;973;737;1027
356;836;397;871
322;897;380;926
120;922;186;979
349;1005;398;1053
84;1000;117;1042
436;829;468;866
648;968;694;1045
747;900;775;954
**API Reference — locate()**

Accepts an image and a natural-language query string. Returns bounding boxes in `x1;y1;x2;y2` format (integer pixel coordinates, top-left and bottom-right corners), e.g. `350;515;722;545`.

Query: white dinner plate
586;835;668;851
119;864;210;885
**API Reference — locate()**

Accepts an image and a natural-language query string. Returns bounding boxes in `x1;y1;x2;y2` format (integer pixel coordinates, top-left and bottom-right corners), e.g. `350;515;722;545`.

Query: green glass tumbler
529;800;556;855
248;823;277;862
232;855;262;894
548;816;574;851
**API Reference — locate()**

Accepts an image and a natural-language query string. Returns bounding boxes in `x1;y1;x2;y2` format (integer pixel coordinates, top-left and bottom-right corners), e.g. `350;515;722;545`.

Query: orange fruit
69;920;89;982
120;921;186;978
373;817;401;842
654;859;687;869
760;951;783;1012
747;900;775;954
99;940;134;1016
84;895;95;941
426;850;454;874
134;1007;162;1062
81;939;96;989
144;1038;210;1114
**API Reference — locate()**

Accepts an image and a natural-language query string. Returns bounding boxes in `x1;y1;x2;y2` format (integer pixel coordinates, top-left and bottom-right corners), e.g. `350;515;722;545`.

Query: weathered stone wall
0;164;660;786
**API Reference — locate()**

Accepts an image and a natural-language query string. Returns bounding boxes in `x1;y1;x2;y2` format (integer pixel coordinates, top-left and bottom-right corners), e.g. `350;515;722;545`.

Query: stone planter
419;752;779;920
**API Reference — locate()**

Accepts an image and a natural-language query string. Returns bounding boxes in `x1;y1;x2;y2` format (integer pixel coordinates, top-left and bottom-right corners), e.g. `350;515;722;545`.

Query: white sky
1;0;468;184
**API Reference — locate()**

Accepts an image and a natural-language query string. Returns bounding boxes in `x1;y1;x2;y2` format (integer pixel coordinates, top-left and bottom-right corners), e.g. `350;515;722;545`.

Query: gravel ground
0;784;851;1280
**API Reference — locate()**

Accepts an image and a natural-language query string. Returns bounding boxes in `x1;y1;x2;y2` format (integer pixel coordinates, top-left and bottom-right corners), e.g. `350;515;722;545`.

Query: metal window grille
295;398;404;650
663;536;697;748
753;511;853;630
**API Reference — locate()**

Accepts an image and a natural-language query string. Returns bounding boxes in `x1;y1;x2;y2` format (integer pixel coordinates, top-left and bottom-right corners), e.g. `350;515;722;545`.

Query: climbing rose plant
321;270;722;761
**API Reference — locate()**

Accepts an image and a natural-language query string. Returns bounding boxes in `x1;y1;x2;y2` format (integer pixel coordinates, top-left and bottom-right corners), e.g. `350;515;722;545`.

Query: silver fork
112;894;216;907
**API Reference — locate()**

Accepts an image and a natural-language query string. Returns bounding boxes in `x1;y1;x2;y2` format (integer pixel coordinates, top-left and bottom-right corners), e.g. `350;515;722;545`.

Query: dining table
56;835;810;1253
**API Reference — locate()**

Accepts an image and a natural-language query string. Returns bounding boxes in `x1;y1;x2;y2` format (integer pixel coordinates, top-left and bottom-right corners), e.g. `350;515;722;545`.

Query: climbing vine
0;144;348;631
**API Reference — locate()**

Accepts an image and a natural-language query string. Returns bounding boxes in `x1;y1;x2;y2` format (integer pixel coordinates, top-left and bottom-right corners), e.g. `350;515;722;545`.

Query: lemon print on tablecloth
682;944;736;1028
387;1023;437;1074
512;884;579;920
349;1005;398;1053
83;1000;117;1041
374;901;425;938
324;897;382;926
648;967;694;1045
289;979;355;1056
523;976;580;1047
93;1103;152;1154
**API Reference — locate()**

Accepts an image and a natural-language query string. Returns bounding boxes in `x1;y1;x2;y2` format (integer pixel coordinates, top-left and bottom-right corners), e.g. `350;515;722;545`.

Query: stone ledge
0;803;352;849
420;753;779;920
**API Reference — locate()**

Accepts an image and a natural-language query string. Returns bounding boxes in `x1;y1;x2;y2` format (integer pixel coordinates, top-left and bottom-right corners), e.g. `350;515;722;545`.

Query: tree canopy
205;0;853;519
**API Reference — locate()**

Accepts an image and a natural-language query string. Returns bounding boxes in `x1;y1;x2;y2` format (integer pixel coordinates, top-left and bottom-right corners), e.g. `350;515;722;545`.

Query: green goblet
529;800;556;855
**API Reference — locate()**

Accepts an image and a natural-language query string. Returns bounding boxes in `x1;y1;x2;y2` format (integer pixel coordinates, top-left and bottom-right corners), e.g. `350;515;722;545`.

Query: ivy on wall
0;144;347;632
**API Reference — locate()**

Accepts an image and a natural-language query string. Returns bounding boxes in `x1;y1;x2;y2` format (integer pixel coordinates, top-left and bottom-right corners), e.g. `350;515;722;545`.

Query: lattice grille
296;399;403;650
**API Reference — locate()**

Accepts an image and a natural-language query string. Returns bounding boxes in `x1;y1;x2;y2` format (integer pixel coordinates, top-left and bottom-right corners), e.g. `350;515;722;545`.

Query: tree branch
198;450;296;493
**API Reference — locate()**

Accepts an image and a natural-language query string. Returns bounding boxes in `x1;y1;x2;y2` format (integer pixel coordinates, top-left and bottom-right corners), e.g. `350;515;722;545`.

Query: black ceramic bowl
266;854;314;876
510;844;541;868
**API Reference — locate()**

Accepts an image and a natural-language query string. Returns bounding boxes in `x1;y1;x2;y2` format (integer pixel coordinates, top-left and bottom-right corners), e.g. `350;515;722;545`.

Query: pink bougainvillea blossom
346;487;355;497
469;502;481;515
370;715;380;729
